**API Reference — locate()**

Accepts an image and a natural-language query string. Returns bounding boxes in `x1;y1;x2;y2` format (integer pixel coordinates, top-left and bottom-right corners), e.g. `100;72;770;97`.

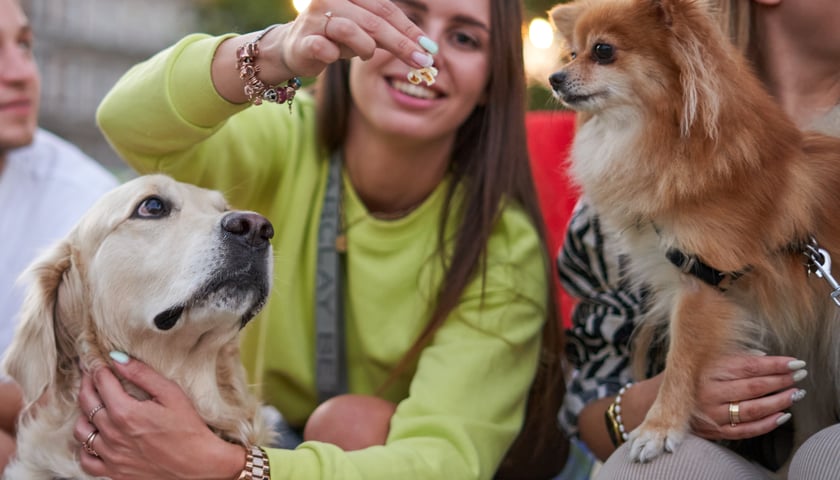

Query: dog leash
802;236;840;307
314;150;348;402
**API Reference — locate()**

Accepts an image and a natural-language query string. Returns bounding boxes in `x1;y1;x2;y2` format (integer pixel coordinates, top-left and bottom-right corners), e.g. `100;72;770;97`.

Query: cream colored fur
550;0;840;466
1;174;274;479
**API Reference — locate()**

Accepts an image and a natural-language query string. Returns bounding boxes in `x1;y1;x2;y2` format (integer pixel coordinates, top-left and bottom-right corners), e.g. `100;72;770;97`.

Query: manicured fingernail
792;369;808;382
776;412;792;426
746;349;767;356
411;51;434;68
788;360;806;370
791;389;807;402
109;351;130;364
418;36;438;55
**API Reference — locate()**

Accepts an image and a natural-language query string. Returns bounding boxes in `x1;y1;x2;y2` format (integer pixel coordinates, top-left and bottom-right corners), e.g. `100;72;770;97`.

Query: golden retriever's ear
549;2;583;44
1;241;80;403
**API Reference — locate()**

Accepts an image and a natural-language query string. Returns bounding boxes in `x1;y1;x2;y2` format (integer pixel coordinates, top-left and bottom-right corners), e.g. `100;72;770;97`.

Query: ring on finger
87;403;105;423
729;401;741;427
323;11;333;35
82;429;100;457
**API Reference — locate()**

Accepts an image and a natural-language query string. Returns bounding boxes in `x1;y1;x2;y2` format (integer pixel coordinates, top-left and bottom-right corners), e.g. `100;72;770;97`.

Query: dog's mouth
558;92;599;106
153;270;270;332
154;306;184;330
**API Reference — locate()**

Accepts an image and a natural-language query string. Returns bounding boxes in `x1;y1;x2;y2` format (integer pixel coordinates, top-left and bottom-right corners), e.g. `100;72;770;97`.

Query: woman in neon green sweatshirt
75;0;564;478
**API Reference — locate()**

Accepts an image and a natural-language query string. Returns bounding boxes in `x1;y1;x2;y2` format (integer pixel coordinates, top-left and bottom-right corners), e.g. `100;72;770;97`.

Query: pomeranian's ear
549;2;584;44
652;0;723;137
1;241;82;404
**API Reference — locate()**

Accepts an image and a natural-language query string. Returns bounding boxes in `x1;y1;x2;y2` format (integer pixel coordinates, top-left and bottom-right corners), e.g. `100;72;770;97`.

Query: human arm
557;201;808;461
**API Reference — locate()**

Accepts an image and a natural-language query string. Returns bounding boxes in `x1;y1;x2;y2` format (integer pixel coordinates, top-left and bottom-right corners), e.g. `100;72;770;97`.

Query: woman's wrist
212;25;296;105
235;445;271;480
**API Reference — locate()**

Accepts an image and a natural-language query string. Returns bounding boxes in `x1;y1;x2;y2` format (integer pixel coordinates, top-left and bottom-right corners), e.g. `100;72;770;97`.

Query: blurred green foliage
196;0;564;110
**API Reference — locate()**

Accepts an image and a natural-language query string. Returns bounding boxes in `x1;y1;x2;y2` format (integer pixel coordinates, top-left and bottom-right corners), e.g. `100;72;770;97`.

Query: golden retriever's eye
592;43;615;64
133;196;170;219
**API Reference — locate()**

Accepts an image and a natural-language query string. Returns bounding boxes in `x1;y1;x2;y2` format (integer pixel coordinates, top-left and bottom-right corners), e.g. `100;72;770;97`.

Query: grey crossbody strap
314;150;347;402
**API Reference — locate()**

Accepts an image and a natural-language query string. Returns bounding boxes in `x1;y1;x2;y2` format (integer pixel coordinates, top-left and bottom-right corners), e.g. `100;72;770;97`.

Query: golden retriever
549;0;840;465
1;174;274;479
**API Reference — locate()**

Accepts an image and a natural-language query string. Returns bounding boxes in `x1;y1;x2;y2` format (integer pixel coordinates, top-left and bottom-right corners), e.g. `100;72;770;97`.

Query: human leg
787;423;840;480
595;435;773;480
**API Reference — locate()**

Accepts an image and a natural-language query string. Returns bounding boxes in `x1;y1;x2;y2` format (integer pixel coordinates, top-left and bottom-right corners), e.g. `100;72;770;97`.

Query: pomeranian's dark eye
133;196;170;219
569;51;577;60
592;43;615;64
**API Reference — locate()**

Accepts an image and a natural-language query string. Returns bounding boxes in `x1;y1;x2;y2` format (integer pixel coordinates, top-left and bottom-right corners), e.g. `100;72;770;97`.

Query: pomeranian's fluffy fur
549;0;840;465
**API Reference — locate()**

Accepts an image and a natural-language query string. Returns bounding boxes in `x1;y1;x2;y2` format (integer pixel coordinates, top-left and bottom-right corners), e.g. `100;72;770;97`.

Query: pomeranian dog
549;0;840;465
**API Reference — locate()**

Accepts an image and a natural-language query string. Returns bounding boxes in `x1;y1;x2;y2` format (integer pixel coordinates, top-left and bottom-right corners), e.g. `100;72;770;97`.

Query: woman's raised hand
212;0;436;104
262;0;434;80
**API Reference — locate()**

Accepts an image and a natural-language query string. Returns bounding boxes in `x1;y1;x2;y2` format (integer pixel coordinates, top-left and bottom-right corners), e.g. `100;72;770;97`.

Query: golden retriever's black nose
222;212;274;248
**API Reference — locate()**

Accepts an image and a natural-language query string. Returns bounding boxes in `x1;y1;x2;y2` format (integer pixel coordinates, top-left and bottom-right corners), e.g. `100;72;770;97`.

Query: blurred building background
22;0;564;177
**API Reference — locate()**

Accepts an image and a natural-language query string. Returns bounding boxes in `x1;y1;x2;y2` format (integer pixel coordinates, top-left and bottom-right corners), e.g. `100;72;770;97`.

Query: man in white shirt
0;0;118;470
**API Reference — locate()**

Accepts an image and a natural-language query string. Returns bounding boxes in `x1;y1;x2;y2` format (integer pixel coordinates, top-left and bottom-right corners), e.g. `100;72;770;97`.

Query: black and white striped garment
556;199;659;437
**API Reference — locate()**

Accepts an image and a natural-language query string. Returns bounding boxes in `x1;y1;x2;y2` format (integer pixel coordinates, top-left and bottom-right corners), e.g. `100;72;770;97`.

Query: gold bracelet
237;445;270;480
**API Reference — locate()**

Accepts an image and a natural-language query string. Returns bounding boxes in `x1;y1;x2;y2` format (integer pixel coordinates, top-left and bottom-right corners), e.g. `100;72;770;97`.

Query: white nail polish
776;412;792;426
791;389;807;402
792;369;808;382
410;51;434;68
788;360;806;370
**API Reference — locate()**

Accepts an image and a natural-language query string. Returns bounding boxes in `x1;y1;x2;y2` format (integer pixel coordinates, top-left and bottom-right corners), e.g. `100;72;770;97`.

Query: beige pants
596;424;840;480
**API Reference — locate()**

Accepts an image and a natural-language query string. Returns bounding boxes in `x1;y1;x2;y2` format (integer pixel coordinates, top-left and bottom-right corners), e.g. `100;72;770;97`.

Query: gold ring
728;401;740;427
87;403;105;423
82;429;100;457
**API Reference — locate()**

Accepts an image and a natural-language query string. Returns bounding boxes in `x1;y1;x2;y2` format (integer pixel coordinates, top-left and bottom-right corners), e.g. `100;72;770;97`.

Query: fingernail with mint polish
792;369;808;382
418;36;438;55
411;51;434;68
788;359;806;370
109;351;130;365
791;389;807;402
776;412;792;426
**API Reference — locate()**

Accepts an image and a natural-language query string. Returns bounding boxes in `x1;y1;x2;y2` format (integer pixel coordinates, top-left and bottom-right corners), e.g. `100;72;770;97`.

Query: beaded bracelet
236;24;301;110
237;445;270;480
604;382;633;448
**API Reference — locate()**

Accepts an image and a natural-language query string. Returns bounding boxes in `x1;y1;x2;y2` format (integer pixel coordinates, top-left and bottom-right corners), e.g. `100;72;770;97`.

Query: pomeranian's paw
627;424;686;463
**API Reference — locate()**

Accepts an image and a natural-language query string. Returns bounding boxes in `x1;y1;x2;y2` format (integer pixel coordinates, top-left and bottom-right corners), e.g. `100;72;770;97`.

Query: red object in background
525;110;580;328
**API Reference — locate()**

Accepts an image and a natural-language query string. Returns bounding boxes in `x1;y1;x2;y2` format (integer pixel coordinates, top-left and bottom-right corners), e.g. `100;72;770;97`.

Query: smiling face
0;0;40;158
346;0;491;144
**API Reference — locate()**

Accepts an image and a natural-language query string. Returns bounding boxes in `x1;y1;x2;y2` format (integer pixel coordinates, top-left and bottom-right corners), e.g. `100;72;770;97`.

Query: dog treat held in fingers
407;66;438;86
1;174;275;480
549;0;840;467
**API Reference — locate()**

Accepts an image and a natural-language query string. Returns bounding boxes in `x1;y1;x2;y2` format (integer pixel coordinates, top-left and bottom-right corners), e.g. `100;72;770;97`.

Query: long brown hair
314;0;564;466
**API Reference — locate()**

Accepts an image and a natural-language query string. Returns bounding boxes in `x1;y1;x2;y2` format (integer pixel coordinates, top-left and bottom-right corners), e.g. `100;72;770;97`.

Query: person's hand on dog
690;352;807;441
74;354;245;480
212;0;438;104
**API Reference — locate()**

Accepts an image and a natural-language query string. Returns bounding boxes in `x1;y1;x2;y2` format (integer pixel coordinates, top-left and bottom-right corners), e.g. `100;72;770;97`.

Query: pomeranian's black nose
222;212;274;248
549;71;567;91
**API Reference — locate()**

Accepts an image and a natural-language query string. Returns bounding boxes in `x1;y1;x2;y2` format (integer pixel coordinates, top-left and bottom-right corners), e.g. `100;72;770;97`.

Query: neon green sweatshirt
97;34;548;480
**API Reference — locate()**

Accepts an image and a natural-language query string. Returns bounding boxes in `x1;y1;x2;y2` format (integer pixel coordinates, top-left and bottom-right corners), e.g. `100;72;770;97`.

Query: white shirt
0;129;118;357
